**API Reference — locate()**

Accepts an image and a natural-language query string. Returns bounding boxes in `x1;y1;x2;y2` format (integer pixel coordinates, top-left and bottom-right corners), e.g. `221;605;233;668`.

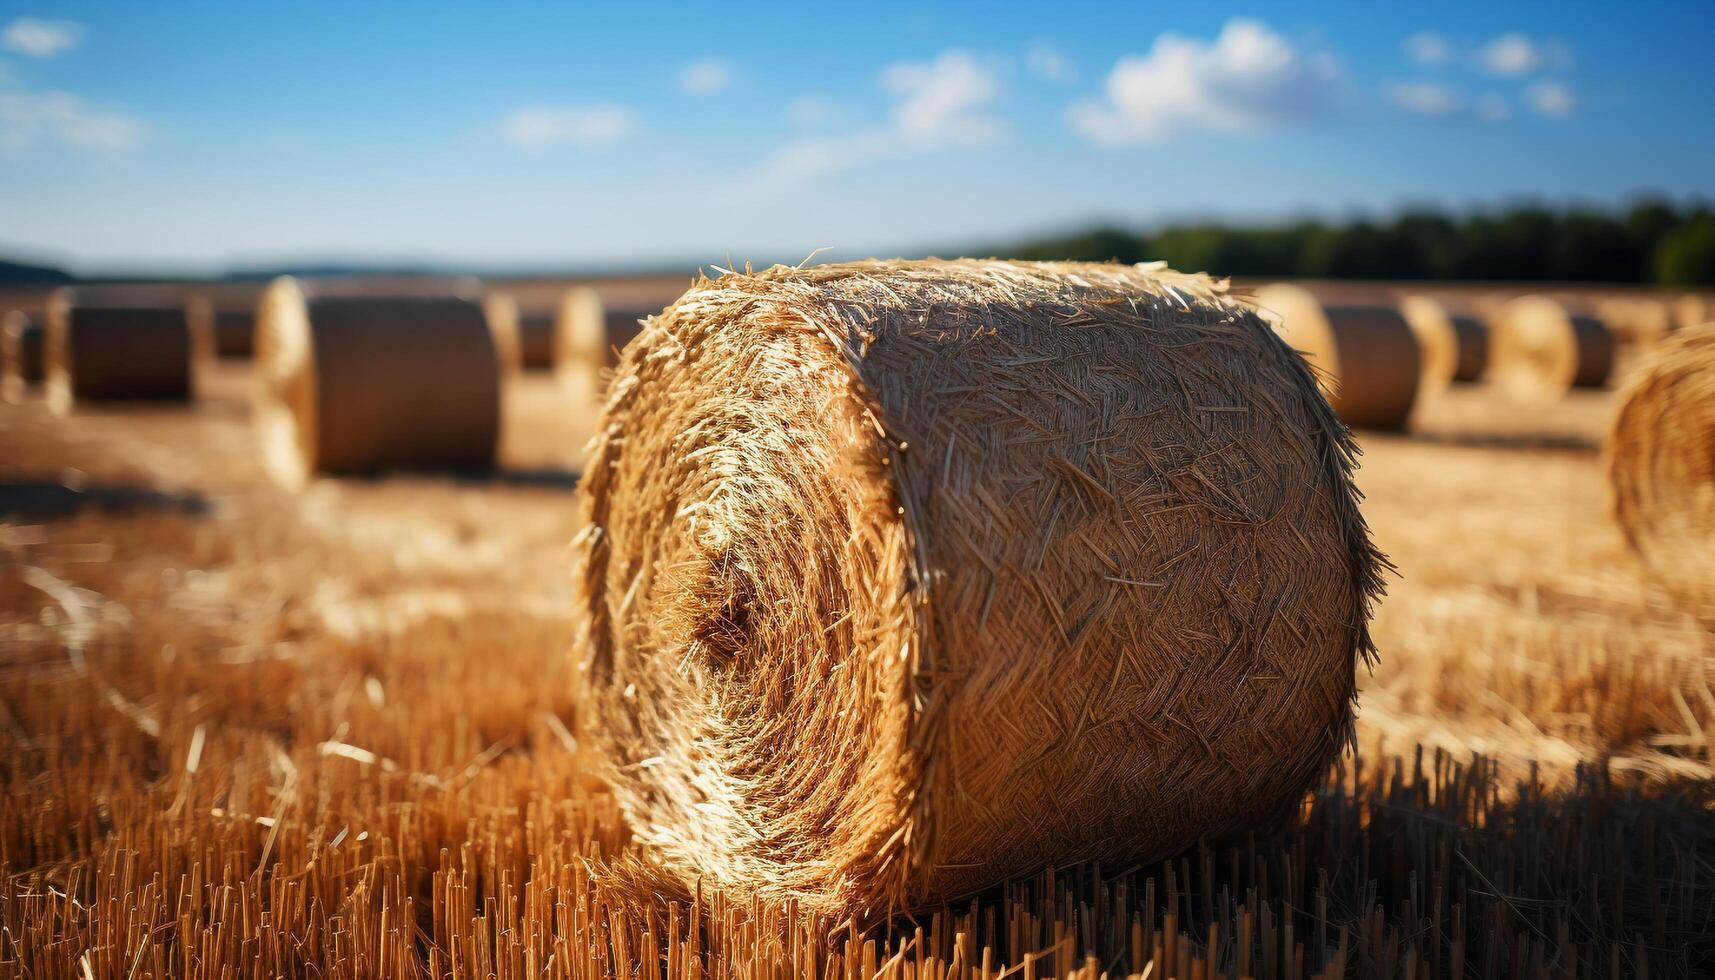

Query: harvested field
3;317;1714;978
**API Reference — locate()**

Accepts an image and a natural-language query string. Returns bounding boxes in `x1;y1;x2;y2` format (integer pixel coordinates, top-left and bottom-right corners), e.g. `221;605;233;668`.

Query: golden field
3;353;1713;979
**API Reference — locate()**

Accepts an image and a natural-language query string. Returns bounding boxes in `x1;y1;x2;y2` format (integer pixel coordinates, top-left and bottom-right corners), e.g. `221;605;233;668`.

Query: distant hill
0;257;74;286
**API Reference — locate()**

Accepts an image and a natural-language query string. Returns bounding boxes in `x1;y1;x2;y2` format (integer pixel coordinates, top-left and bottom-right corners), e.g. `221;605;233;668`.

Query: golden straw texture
1489;295;1615;405
44;286;194;415
2;309;44;403
254;277;502;489
1252;283;1421;430
1608;322;1715;620
574;259;1385;919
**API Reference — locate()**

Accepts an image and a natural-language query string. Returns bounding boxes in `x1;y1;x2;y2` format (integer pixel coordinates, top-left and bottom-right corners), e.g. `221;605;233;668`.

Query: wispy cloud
501;105;634;148
1404;32;1450;67
1069;19;1344;145
1026;44;1075;83
760;49;1001;183
679;59;734;98
1386;81;1460;116
881;50;1000;146
0;90;144;151
1477;34;1570;77
2;17;83;58
786;96;835;127
1525;81;1576;118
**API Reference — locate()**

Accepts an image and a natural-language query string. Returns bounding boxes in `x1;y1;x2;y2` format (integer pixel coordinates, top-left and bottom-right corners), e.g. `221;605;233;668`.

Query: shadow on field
0;479;209;520
472;467;584;490
1408;429;1601;454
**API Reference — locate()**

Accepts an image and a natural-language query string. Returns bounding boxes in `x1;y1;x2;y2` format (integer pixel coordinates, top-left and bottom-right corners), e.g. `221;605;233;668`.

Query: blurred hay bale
1253;283;1421;430
1489;295;1616;405
2;310;44;403
1608;322;1715;620
1592;294;1673;347
187;284;264;358
575;258;1384;917
44;286;195;415
1400;294;1488;384
1676;293;1714;333
483;292;557;371
554;286;660;412
254;277;502;488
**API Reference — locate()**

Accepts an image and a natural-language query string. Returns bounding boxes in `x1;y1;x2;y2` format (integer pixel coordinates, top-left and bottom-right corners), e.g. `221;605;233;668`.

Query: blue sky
1;1;1712;274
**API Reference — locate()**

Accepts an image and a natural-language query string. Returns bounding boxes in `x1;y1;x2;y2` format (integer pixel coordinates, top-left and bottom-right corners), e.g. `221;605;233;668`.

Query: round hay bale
254;277;502;488
188;286;262;358
483;292;556;371
44;287;195;415
1399;294;1488;384
555;286;652;410
1489;295;1616;405
1252;283;1421;430
2;310;44;403
1676;294;1713;333
575;259;1384;917
1608;323;1715;619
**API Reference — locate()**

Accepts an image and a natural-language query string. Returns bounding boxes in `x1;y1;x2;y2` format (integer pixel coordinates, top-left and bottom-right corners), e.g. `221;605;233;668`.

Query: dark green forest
994;199;1715;286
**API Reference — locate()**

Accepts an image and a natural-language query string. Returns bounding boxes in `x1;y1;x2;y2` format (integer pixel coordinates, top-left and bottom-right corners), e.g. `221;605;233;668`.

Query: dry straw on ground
44;286;196;415
1252;284;1422;430
1399;294;1488;385
574;259;1386;919
253;277;502;489
2;309;44;403
1488;296;1616;406
1608;321;1715;620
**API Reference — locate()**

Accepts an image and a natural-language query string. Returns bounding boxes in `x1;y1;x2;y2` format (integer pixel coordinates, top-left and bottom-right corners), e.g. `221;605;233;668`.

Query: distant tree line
996;199;1715;287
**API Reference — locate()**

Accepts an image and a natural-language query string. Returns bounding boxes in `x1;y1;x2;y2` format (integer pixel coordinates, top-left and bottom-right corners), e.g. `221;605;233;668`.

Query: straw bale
1608;322;1715;620
2;309;44;403
484;292;557;371
574;258;1385;917
1253;283;1421;430
1489;295;1615;405
44;286;195;415
554;286;661;411
254;277;501;488
1592;294;1673;347
187;284;263;358
1399;294;1488;384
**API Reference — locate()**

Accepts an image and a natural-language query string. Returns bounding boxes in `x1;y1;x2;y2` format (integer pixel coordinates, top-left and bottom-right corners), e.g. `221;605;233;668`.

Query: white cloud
679;59;734;98
880;49;1000;146
1477;34;1569;77
501;105;634;148
1026;44;1075;83
1405;32;1450;66
786;96;835;127
2;17;82;58
1525;81;1576;118
0;90;144;151
1386;81;1460;116
762;128;894;182
1068;19;1344;145
1476;93;1509;123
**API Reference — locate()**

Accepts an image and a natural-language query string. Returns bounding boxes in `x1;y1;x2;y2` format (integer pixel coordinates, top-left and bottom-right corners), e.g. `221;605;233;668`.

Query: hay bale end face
1253;283;1422;430
555;287;659;411
483;292;557;371
1400;294;1488;384
44;287;195;415
254;277;502;489
2;310;45;403
1609;322;1715;620
575;259;1385;917
1489;295;1616;405
188;286;263;358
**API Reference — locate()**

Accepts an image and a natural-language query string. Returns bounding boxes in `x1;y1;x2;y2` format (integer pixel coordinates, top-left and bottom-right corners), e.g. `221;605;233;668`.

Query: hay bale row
188;286;264;359
1399;294;1488;383
1608;322;1715;620
554;286;655;410
2;310;44;404
575;259;1383;917
254;278;502;488
44;287;196;415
